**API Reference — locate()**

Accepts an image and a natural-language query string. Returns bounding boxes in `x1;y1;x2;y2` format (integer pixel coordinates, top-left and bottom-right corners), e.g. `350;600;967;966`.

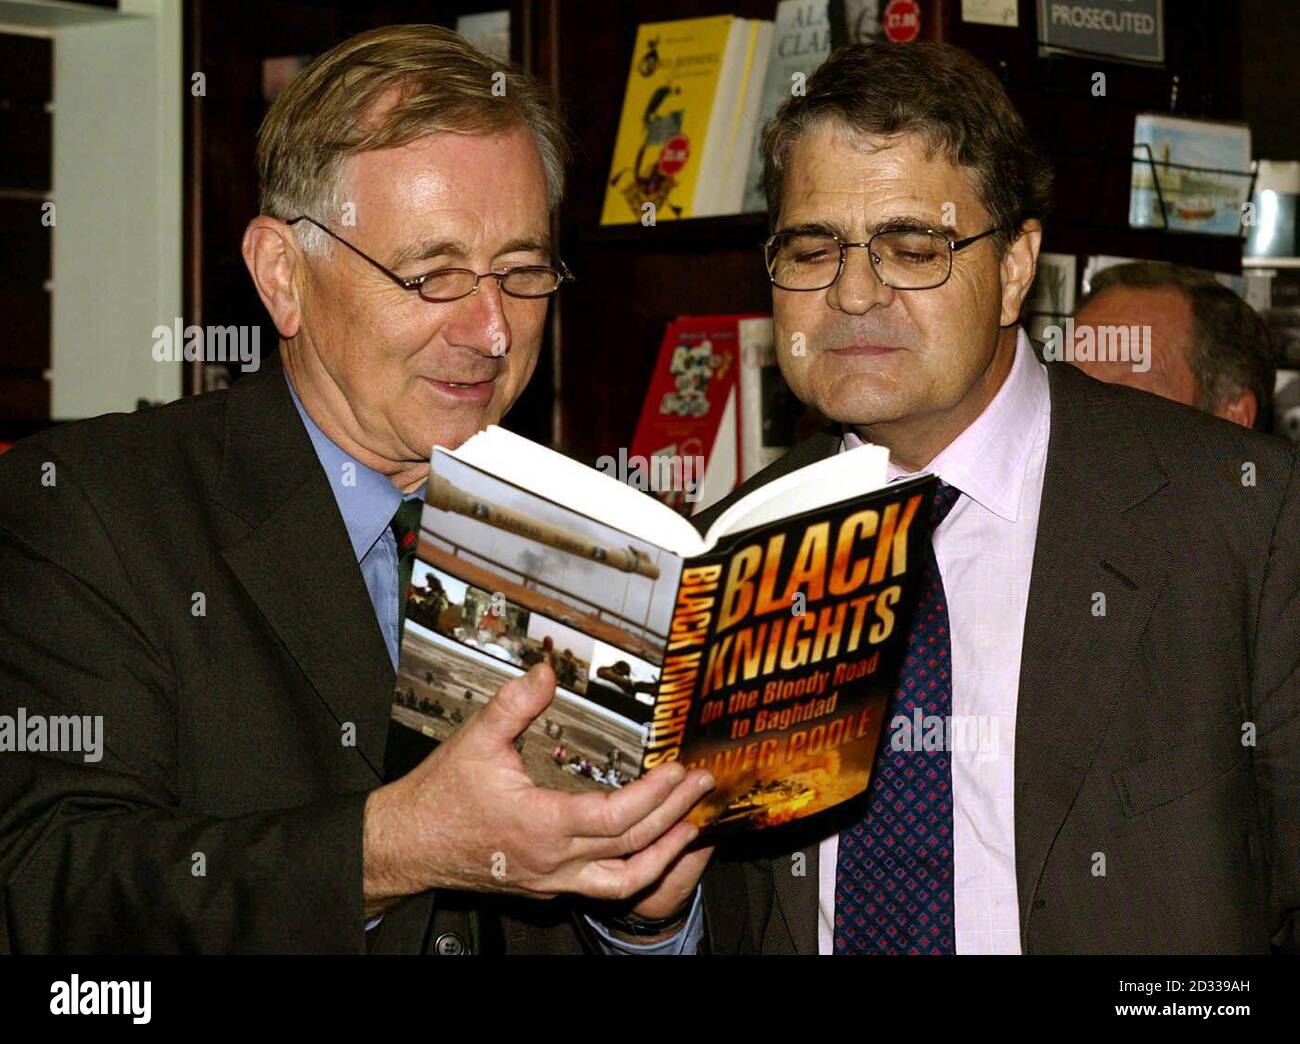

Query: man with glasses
0;25;711;954
648;42;1300;955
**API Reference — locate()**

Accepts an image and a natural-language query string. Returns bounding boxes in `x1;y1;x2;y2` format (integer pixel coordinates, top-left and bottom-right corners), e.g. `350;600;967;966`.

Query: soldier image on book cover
388;453;682;793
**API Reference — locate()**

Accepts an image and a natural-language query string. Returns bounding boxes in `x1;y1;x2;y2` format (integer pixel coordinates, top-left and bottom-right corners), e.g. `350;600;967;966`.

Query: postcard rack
1130;143;1259;238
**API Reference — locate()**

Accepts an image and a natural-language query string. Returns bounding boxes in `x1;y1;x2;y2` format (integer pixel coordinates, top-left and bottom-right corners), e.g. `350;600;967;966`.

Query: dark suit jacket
696;360;1300;954
0;361;582;954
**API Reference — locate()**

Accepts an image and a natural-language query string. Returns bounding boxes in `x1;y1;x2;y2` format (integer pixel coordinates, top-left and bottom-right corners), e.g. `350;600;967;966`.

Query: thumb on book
467;662;556;753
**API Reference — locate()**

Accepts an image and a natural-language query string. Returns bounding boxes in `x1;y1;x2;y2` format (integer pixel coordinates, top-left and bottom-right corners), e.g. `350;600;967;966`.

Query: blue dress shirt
286;375;422;669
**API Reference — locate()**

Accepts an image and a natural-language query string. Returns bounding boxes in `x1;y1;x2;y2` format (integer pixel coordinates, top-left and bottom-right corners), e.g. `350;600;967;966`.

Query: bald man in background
1072;261;1276;429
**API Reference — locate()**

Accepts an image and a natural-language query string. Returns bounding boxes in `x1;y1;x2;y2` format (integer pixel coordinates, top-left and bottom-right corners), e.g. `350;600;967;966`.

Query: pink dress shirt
828;327;1052;954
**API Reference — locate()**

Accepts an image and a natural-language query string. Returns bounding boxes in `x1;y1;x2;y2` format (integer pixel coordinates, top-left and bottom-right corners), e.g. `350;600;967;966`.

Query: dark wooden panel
0;34;51;104
1242;0;1300;160
0;375;50;421
0;288;51;372
0;105;53;192
0;33;52;424
0;199;50;284
0;32;52;193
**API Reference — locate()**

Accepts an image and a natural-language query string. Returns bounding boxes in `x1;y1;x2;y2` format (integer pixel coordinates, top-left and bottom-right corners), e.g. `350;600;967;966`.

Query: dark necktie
390;497;423;636
834;480;963;954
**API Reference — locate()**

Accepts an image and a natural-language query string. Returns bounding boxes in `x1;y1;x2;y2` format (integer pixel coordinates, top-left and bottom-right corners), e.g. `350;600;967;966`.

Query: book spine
692;18;745;217
641;560;723;770
724;21;771;215
715;20;761;216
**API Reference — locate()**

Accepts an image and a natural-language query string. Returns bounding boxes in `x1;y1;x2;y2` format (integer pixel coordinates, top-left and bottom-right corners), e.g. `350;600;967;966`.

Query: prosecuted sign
1036;0;1164;65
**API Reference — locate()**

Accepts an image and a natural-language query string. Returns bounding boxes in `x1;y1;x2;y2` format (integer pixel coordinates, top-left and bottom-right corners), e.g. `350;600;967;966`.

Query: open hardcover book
384;426;937;836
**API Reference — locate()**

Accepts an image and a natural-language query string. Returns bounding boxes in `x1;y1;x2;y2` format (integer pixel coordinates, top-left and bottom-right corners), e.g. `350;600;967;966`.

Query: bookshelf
179;0;1256;459
516;0;1249;463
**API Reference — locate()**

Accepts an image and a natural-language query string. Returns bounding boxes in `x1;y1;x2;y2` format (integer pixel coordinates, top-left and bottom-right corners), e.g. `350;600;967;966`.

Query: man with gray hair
1073;261;1276;429
0;24;710;955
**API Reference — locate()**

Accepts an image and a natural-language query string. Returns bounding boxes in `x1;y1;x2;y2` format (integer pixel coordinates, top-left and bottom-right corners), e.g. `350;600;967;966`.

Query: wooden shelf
1044;219;1247;276
524;0;1248;462
175;0;1254;462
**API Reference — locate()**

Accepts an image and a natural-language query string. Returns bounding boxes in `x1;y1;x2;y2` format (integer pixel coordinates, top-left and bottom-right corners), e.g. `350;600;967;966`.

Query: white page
441;427;705;554
704;441;889;541
442;426;895;559
690;385;738;515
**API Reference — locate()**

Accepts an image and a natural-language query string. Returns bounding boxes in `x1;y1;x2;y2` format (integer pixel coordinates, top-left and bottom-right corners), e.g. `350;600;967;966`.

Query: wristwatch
599;906;691;937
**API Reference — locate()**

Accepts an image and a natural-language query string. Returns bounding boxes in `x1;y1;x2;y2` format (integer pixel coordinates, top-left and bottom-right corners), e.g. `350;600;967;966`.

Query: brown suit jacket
695;360;1300;954
0;360;582;954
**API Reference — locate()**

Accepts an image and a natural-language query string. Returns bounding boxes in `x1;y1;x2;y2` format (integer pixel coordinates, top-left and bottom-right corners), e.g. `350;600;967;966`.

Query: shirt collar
843;327;1049;522
285;372;418;562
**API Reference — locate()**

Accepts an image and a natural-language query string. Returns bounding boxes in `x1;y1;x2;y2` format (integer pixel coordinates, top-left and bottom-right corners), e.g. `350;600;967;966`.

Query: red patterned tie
834;481;962;954
390;498;422;635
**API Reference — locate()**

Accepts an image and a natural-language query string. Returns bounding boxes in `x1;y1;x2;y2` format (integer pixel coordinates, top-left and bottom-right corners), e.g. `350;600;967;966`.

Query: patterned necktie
390;497;423;636
834;480;963;955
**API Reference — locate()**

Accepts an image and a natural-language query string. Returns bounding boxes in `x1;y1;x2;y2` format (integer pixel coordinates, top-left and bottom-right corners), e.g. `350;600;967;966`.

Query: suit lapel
1014;363;1171;946
214;364;395;779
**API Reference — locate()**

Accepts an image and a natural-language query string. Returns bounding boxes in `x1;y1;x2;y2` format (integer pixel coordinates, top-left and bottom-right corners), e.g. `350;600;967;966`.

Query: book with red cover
627;314;766;516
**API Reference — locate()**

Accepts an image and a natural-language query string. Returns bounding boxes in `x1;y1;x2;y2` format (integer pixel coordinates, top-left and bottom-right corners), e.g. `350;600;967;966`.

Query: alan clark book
384;425;935;837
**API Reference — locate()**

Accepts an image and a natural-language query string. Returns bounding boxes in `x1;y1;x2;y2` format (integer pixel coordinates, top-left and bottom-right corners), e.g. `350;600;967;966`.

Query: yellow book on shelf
601;15;741;226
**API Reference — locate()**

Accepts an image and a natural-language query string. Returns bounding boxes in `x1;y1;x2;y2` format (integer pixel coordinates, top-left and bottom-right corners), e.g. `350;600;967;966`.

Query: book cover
385;427;936;836
601;16;737;225
712;19;772;217
741;0;833;214
628;315;750;516
684;18;753;218
649;476;935;833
